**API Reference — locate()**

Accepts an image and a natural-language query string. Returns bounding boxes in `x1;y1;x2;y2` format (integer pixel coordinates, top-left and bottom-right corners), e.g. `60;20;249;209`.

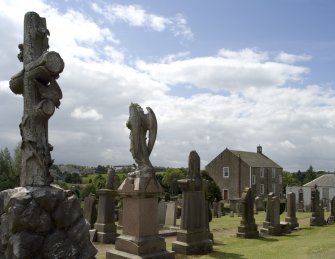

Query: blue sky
0;0;335;171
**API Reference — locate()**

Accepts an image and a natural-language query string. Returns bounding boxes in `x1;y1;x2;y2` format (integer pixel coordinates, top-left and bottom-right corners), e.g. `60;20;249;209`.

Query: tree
0;145;21;191
64;172;82;184
162;168;187;195
201;170;222;204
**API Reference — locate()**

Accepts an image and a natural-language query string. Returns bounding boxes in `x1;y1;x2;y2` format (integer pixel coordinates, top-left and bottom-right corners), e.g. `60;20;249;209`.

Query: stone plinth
172;190;212;254
106;178;174;259
94;189;118;244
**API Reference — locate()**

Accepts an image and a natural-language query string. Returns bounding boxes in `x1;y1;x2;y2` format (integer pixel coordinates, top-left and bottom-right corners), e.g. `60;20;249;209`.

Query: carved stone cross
9;12;64;186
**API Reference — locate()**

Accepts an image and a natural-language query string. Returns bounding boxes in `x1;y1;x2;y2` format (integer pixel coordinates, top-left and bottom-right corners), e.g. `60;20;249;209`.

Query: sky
0;0;335;172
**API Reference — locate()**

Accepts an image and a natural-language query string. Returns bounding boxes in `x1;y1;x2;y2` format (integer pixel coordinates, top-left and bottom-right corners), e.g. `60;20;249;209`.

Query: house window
272;168;276;178
272;183;276;193
279;174;282;184
260;184;264;194
252;175;256;185
260;168;264;178
223;167;229;178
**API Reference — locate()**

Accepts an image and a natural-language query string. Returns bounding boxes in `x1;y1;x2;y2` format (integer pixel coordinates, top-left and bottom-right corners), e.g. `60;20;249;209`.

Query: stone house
205;146;283;211
286;174;335;211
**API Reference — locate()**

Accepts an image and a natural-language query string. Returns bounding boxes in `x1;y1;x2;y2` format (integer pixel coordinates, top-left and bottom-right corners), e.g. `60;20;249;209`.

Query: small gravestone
94;168;118;244
297;188;304;212
236;187;259;238
212;199;218;218
158;200;167;227
285;192;299;229
165;201;177;228
217;201;223;217
310;185;325;226
172;151;212;255
83;193;97;229
260;193;282;236
327;196;335;224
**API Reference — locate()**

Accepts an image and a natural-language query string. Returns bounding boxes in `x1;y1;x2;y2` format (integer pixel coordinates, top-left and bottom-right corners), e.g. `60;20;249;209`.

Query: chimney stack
257;145;262;154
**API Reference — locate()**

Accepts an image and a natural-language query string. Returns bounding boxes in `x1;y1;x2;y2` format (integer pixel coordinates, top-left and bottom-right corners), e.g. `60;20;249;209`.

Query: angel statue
126;103;157;190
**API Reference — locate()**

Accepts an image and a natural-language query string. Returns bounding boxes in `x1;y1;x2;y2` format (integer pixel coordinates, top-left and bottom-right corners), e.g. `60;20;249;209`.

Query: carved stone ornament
9;12;64;187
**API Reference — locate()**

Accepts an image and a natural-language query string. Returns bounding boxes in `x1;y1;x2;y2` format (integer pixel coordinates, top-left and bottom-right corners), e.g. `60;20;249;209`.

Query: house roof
230;150;282;169
303;174;335;187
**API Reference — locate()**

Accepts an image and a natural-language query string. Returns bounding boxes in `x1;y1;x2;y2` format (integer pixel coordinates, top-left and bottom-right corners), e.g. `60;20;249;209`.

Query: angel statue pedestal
106;104;174;259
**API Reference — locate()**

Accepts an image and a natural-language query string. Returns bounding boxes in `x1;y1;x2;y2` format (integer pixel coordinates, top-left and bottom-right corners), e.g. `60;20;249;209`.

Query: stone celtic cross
9;12;64;186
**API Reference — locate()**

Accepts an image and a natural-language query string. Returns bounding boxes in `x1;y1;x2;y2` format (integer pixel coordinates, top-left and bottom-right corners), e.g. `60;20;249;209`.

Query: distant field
97;211;335;259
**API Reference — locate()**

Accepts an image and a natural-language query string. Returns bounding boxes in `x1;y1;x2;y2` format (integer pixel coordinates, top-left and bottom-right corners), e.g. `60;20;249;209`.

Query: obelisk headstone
260;192;282;236
236;187;259;238
285;192;299;229
172;151;213;255
106;103;174;259
0;12;97;258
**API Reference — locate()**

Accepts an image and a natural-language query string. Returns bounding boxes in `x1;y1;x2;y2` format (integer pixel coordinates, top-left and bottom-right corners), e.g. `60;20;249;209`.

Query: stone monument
260;192;282;236
106;103;174;259
172;151;213;255
236;187;259;238
285;192;299;229
94;168;118;243
0;12;97;258
327;196;335;224
310;185;325;226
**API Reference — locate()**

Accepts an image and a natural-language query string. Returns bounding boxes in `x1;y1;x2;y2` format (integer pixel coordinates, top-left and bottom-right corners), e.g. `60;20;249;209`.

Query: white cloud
280;140;297;149
136;49;309;91
71;107;103;120
91;3;193;39
275;52;312;64
218;48;268;62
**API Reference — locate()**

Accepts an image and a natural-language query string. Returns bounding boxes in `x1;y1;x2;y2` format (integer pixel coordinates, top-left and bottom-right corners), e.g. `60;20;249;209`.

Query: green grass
172;211;334;259
96;211;335;259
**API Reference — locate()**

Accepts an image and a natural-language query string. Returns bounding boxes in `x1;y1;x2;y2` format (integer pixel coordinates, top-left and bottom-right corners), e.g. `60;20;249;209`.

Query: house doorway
223;189;229;201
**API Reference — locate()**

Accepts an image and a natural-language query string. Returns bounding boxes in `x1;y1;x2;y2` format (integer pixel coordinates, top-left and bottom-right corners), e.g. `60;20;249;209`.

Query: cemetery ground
95;211;335;259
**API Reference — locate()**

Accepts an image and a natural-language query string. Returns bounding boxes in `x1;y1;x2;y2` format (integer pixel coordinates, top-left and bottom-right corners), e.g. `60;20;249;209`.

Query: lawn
97;211;335;259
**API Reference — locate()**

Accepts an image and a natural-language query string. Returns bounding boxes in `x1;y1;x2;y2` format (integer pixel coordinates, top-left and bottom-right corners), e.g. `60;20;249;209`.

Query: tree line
0;145;21;191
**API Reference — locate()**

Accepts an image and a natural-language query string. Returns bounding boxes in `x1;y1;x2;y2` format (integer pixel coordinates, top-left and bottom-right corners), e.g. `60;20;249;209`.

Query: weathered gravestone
83;193;97;229
94;168;118;244
172;151;213;255
327;196;335;224
158;200;167;227
0;12;97;259
285;192;299;229
260;192;282;236
310;185;325;226
236;187;259;238
217;200;224;217
164;201;177;228
106;103;174;259
212;199;218;218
